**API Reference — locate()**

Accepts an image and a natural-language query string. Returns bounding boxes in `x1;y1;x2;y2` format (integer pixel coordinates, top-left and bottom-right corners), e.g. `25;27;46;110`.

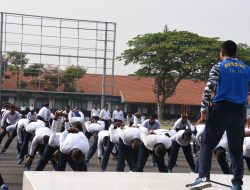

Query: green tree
62;65;87;92
41;65;63;91
6;51;29;88
6;51;29;70
118;30;221;120
119;31;250;120
23;63;44;77
237;43;250;65
23;63;44;89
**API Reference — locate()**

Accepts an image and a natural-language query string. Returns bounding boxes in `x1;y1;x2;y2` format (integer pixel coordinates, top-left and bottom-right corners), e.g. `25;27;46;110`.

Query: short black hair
10;105;16;109
154;143;167;157
75;122;83;131
149;114;156;119
182;129;192;141
221;40;237;57
71;149;84;163
42;135;49;145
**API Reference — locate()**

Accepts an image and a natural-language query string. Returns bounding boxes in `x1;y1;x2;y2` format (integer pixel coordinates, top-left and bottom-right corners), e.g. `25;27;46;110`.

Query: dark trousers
101;137;115;171
17;130;25;154
2;125;17;151
116;138;136;171
192;130;198;154
214;147;231;174
195;147;231;174
35;145;58;171
19;131;33;159
0;122;9;144
25;144;46;167
198;101;245;185
102;119;110;130
168;141;195;171
56;151;87;171
136;142;168;172
86;132;98;161
114;119;122;123
0;174;4;186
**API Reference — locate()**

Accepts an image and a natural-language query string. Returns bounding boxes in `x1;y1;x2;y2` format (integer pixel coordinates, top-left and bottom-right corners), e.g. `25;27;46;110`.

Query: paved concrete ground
0;138;249;190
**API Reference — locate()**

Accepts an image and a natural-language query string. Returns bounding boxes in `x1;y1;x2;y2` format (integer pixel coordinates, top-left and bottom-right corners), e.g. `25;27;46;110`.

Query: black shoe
231;184;242;190
25;165;31;171
0;184;9;190
188;177;211;190
17;157;24;164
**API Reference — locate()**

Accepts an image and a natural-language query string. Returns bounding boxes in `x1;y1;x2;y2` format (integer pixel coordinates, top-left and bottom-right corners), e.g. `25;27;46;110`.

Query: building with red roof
0;73;217;119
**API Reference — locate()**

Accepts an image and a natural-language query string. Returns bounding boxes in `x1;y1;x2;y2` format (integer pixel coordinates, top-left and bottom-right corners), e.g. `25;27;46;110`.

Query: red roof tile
2;72;206;105
167;80;205;106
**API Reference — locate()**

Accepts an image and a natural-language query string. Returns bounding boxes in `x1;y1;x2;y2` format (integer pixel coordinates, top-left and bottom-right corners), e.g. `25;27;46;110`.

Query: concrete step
23;172;250;190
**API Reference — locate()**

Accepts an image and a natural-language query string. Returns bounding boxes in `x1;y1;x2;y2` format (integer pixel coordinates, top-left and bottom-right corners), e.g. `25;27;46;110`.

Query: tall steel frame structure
0;12;116;108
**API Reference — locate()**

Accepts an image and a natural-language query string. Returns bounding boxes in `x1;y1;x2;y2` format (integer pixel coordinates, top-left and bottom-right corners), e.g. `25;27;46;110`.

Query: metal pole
39;18;43;90
101;22;108;108
3;14;7;90
58;19;62;91
76;20;80;93
95;22;98;74
0;13;4;103
111;23;116;95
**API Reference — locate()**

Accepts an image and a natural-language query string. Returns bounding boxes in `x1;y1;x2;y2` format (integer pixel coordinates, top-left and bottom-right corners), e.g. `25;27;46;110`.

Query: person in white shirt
84;118;105;164
244;127;250;172
20;104;27;118
56;127;89;171
213;132;230;174
16;109;37;153
141;114;160;133
116;124;147;172
27;108;37;122
153;128;177;137
36;103;51;127
172;114;192;131
24;127;52;170
135;132;172;172
17;118;30;147
91;104;100;120
126;112;134;126
35;111;65;171
133;112;145;127
100;122;120;171
242;117;250;172
59;105;71;131
0;105;21;154
99;104;111;130
18;112;46;164
68;107;84;128
168;129;199;173
97;130;109;166
112;105;124;123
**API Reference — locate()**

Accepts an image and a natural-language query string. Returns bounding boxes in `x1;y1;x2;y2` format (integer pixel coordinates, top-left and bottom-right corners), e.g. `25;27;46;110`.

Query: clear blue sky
2;0;250;75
